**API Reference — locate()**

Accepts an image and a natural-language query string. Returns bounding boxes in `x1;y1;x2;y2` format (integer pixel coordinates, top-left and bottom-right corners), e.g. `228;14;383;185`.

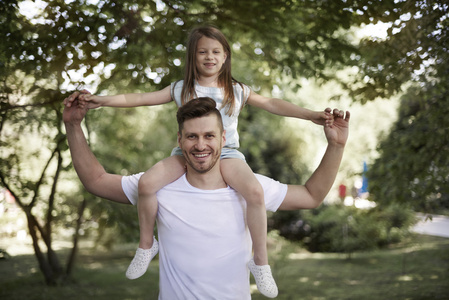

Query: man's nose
195;137;206;150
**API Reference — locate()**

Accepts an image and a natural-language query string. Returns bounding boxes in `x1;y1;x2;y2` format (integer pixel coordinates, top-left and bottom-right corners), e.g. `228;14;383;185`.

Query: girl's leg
126;155;185;280
137;155;185;249
221;158;267;264
220;158;278;297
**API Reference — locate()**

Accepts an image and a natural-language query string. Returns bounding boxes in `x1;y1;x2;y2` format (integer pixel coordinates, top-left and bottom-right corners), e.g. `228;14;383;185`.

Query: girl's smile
195;36;227;80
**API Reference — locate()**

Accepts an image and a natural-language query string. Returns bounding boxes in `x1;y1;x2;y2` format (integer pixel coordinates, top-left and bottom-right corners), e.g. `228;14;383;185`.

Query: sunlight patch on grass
85;262;106;269
298;277;309;283
249;283;258;294
288;252;311;260
345;279;361;285
397;275;413;281
288;251;345;260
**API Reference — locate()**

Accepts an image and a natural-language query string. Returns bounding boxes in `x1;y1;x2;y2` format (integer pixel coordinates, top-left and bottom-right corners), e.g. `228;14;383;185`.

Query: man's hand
63;91;89;125
324;109;350;147
63;89;90;107
63;89;101;109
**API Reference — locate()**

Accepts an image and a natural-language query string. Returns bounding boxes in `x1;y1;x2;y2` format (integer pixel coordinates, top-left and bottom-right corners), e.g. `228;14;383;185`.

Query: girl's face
195;36;227;79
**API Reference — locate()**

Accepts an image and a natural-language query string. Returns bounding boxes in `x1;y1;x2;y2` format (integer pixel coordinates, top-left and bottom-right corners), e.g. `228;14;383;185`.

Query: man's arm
279;109;350;210
63;93;131;204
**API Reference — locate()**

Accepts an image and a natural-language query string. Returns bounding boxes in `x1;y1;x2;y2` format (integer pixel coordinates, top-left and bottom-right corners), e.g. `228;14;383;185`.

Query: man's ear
177;132;182;146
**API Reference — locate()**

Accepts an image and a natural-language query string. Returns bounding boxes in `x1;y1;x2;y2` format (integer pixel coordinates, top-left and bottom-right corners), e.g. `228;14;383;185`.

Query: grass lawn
1;233;448;300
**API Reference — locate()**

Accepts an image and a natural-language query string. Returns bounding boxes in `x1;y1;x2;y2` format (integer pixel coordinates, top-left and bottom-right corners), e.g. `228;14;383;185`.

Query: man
63;93;350;299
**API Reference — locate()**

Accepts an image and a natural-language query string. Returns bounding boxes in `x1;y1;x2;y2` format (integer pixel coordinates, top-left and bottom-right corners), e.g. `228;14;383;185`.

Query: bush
269;203;417;253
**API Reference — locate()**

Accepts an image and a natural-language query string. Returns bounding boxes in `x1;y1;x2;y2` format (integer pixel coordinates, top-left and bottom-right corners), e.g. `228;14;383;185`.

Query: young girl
74;25;333;298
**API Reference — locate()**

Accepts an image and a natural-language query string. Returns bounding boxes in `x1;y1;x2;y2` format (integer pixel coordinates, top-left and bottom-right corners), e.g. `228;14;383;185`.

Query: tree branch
29;143;59;208
0;172;25;209
0;98;61;113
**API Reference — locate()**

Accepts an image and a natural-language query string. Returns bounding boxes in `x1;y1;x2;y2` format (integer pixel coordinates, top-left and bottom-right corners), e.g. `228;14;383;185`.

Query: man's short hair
176;97;224;133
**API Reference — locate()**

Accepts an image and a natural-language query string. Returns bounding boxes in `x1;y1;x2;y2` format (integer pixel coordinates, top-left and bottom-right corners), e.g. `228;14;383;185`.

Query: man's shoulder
255;173;280;186
122;173;188;205
254;174;288;212
160;173;189;190
121;172;144;205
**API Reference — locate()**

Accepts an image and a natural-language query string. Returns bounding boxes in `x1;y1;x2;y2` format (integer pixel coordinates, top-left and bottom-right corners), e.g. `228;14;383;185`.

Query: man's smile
194;153;210;158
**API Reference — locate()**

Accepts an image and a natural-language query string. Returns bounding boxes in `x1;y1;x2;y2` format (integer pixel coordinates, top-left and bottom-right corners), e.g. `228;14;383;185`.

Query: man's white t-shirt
122;173;287;300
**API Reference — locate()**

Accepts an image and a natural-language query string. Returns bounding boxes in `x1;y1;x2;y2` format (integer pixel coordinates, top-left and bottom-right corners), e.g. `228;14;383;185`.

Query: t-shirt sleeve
255;174;287;212
242;83;251;105
239;83;251;104
170;80;183;107
121;172;144;205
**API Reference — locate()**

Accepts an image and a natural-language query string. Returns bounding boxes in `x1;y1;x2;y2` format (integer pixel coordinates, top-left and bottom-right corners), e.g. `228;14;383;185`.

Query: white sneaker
126;236;159;280
248;258;278;298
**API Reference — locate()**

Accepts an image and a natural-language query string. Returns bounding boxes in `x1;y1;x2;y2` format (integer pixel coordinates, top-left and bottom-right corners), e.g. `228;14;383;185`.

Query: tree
362;1;449;212
368;82;449;212
0;1;144;284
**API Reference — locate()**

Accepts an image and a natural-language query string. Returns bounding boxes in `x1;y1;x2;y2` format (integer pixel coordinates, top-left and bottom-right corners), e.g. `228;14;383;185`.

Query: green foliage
368;82;449;212
344;0;449;102
239;105;309;184
271;204;416;253
358;1;449;213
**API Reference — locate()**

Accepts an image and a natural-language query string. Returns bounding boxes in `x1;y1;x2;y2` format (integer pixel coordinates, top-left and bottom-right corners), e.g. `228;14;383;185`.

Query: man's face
178;114;225;174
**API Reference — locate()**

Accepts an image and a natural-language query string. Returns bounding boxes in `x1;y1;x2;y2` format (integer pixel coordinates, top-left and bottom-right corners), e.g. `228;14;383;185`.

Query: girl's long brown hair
181;25;244;116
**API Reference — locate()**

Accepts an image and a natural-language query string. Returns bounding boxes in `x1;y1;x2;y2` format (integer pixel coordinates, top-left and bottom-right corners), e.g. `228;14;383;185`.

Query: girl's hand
78;92;103;109
311;108;334;127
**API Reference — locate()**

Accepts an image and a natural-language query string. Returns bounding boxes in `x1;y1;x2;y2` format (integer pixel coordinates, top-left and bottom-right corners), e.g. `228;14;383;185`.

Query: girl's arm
65;85;172;109
247;90;332;126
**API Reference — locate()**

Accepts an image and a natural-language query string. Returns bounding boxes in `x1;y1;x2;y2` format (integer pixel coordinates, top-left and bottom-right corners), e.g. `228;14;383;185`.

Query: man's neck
185;167;227;190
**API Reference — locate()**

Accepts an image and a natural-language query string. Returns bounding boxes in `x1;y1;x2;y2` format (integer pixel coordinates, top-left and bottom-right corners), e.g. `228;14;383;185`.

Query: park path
412;213;449;238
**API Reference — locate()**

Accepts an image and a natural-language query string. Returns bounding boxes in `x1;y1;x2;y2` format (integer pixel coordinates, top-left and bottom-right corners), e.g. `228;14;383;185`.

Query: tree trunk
25;212;55;285
66;198;87;276
25;210;65;285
